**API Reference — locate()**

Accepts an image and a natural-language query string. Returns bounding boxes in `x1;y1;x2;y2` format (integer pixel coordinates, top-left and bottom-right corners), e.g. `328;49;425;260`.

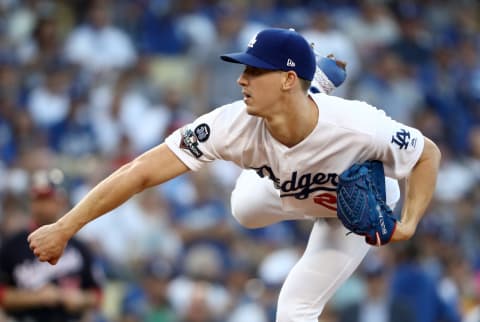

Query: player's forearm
57;161;148;236
398;138;441;238
57;144;189;237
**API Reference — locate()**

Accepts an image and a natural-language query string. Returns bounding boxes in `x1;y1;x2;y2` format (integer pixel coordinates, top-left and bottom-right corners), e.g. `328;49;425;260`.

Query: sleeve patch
180;127;203;158
194;123;210;142
391;128;417;150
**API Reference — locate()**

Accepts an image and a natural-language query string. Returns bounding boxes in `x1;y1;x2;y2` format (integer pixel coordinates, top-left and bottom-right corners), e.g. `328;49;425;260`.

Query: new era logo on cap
220;28;316;81
248;33;258;48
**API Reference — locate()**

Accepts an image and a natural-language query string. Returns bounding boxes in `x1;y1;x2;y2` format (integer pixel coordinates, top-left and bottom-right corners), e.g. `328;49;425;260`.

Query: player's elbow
422;137;442;170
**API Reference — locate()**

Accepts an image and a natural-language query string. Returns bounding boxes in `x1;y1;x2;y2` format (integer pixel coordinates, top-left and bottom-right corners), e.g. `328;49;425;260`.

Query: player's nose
237;72;248;86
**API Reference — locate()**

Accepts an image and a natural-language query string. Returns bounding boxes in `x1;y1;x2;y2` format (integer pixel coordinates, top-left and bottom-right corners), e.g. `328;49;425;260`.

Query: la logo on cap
220;28;317;81
248;33;258;48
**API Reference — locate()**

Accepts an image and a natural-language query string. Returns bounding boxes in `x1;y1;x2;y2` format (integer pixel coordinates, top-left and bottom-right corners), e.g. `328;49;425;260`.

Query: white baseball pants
230;170;400;322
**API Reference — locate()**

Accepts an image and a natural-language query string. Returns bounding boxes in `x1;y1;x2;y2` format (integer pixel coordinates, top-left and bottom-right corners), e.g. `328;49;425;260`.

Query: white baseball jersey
165;93;424;218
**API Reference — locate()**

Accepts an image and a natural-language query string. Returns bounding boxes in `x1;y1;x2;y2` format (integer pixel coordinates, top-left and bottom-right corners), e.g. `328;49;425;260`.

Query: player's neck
265;95;318;147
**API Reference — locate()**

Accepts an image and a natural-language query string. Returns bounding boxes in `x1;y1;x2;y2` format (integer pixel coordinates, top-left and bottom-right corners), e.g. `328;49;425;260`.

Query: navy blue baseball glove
336;161;397;246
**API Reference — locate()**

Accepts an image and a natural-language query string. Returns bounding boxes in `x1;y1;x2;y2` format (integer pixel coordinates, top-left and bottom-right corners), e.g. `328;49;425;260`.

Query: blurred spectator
337;257;416;322
197;0;266;111
175;0;217;58
390;241;462;322
418;41;457;133
0;169;104;322
258;247;302;321
466;126;480;180
3;0;42;48
339;1;400;63
225;252;269;322
390;2;433;67
0;95;17;166
64;0;136;76
88;67;170;155
0;192;28;241
18;17;63;75
434;144;476;203
136;0;188;56
247;0;279;27
352;49;423;125
50;90;98;157
26;62;73;146
455;36;480;145
258;248;300;288
169;167;234;280
302;3;360;97
167;277;230;322
439;253;476;318
12;147;60;187
161;85;196;136
227;301;268;322
76;187;182;278
464;305;480;322
124;189;182;266
120;258;176;322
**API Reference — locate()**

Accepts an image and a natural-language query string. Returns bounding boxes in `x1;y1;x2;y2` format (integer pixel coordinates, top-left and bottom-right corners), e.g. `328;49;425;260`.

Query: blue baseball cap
221;28;316;81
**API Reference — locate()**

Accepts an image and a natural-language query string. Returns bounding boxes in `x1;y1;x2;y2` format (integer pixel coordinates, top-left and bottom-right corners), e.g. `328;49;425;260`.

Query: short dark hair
300;79;312;93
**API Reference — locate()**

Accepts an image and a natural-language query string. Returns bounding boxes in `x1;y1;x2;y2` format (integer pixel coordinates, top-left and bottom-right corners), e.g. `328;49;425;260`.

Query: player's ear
282;71;297;90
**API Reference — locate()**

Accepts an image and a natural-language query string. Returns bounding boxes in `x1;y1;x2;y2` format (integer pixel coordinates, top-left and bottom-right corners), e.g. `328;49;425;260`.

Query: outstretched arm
28;143;190;264
391;137;441;241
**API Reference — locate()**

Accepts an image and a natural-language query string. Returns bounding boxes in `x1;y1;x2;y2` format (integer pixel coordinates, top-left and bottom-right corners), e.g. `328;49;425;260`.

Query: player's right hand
28;223;68;265
310;53;347;94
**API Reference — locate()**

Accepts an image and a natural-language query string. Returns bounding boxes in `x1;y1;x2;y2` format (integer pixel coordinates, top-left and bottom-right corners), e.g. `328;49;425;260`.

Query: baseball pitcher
27;28;441;322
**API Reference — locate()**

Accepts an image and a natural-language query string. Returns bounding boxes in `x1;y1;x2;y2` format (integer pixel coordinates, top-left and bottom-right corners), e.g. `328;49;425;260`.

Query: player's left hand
28;222;68;265
336;161;397;246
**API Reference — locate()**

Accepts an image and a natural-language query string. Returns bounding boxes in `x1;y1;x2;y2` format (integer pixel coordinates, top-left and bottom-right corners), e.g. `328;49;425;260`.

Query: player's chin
246;108;263;118
245;102;259;116
244;98;266;117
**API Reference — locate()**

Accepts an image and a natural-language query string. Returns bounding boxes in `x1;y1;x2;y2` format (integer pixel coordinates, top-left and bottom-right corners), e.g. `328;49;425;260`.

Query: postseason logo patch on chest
180;127;204;158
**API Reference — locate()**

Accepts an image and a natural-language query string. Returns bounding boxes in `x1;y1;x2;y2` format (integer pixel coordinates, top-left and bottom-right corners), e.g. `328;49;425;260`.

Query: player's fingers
32;248;41;257
335;60;347;70
325;54;347;71
48;258;58;265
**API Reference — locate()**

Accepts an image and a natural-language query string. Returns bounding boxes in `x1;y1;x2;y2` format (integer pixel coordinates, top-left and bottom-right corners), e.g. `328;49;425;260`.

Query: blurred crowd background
0;0;479;321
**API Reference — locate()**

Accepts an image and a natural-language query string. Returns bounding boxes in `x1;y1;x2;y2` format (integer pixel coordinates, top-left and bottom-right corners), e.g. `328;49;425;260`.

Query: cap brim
220;52;277;70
